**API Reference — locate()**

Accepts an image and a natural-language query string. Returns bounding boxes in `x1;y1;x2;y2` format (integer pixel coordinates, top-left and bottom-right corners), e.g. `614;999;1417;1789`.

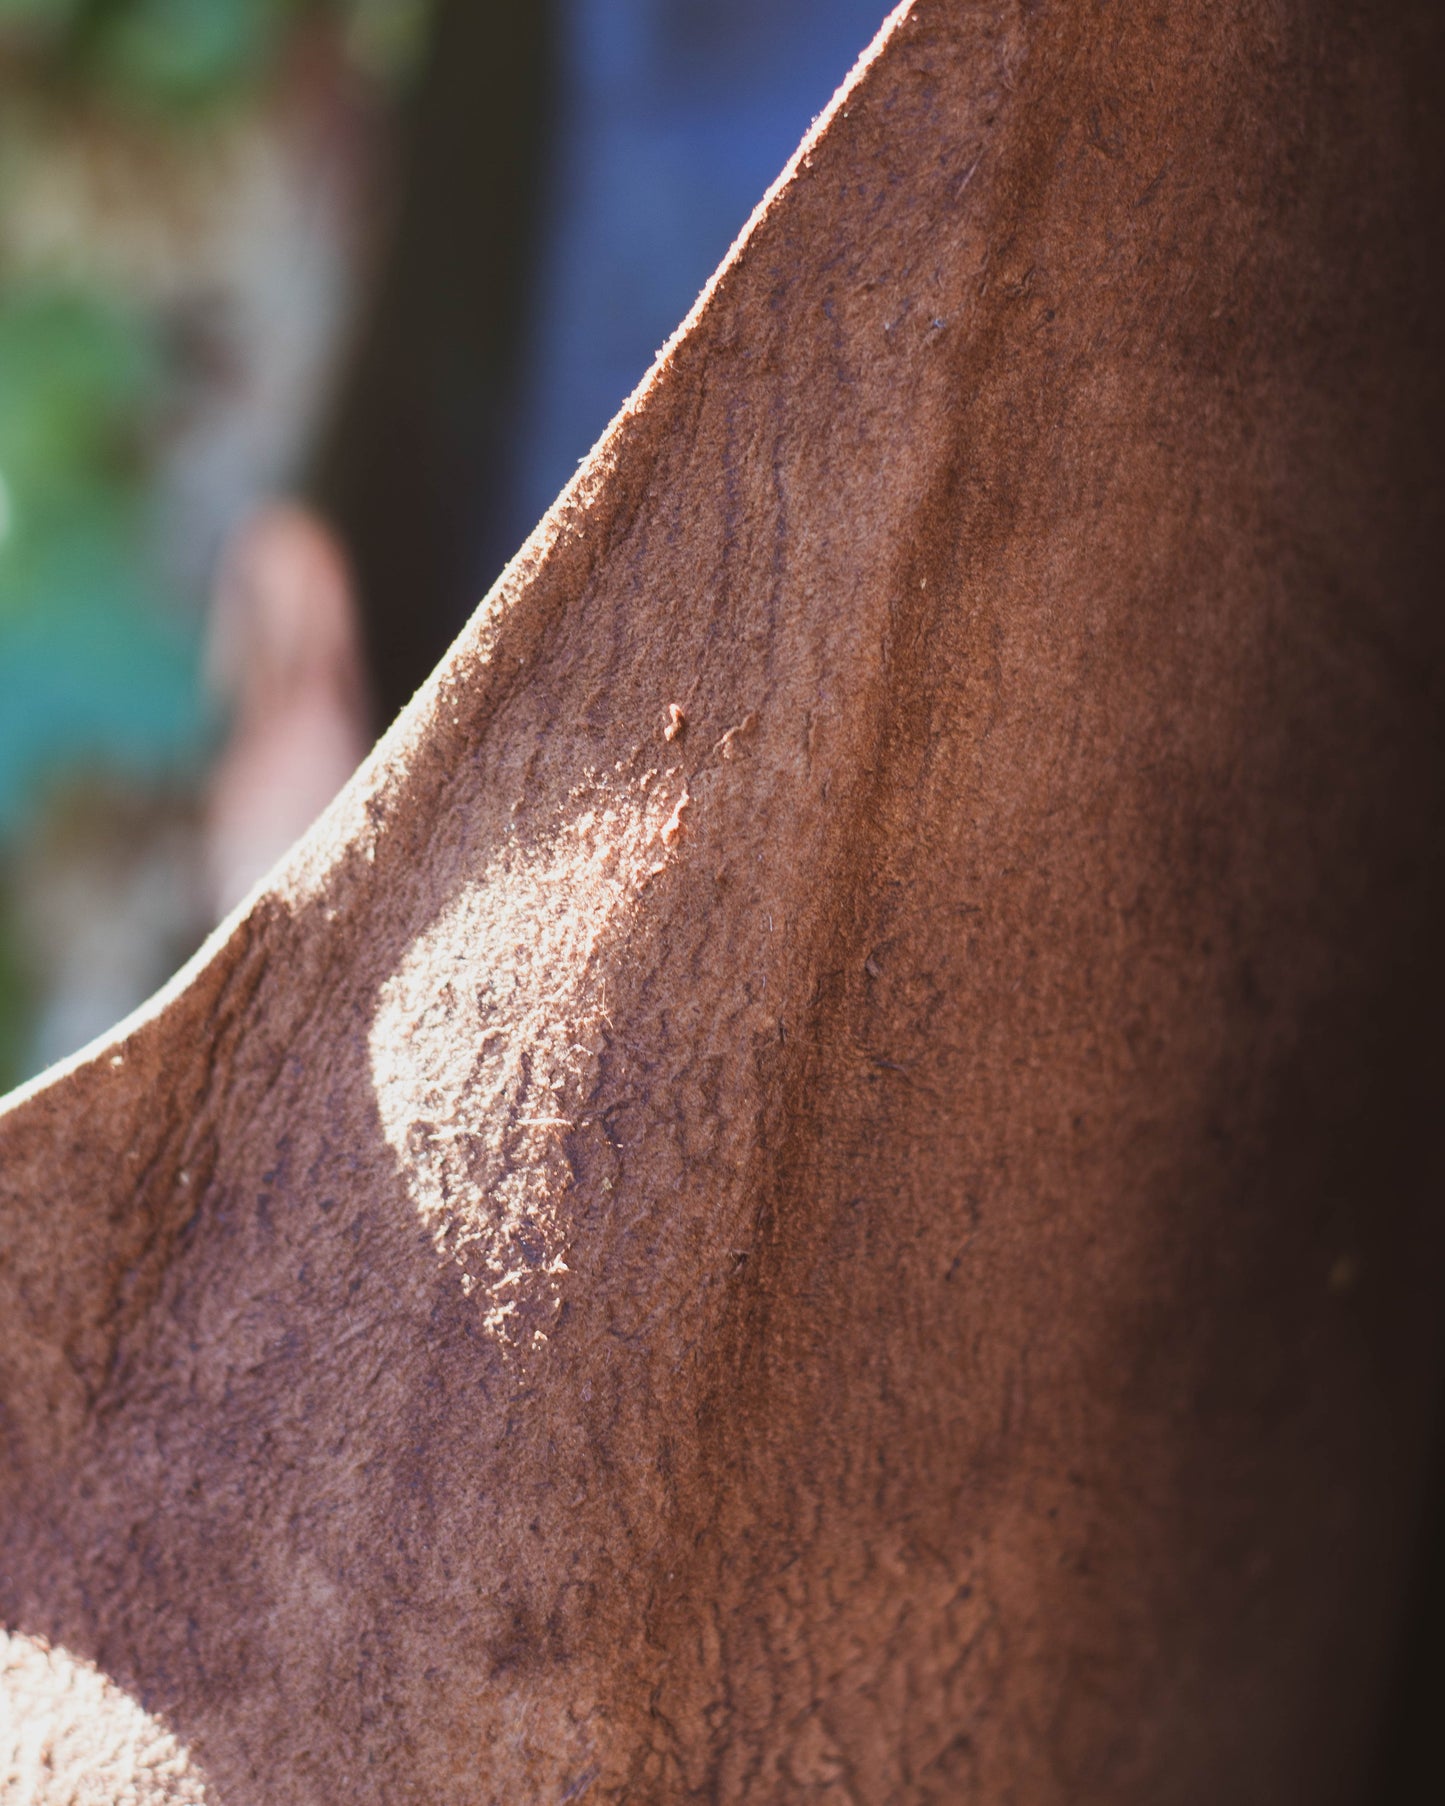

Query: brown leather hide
2;2;1442;1799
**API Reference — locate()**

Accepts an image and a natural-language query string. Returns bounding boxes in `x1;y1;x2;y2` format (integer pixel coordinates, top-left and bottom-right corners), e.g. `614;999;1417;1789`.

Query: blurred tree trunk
314;0;557;730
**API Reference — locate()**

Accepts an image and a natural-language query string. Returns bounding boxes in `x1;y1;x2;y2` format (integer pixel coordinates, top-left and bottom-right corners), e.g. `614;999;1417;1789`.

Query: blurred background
0;0;886;1089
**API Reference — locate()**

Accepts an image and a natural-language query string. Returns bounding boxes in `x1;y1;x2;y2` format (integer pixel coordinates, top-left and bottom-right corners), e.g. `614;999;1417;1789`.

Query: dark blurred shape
315;0;557;730
203;501;369;917
1376;1421;1445;1799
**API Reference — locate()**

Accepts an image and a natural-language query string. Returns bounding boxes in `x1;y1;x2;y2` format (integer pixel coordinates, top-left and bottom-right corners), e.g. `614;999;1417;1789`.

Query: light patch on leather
368;771;687;1344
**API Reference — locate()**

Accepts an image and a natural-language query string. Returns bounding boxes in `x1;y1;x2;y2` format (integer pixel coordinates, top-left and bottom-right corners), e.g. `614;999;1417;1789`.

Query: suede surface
2;2;1443;1799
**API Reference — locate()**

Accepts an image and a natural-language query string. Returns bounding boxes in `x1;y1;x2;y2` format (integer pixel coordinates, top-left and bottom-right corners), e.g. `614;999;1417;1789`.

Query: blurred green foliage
0;286;199;833
0;0;429;107
0;0;281;107
0;0;432;1081
0;863;32;1090
84;0;285;105
0;1;433;832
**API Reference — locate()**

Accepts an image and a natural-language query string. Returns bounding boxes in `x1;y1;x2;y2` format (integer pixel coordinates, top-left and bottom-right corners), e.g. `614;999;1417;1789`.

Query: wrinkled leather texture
2;2;1443;1799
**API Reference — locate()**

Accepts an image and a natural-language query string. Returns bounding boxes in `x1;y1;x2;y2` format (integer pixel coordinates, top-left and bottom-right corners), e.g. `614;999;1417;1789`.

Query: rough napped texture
2;1;1443;1800
1;1633;206;1805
